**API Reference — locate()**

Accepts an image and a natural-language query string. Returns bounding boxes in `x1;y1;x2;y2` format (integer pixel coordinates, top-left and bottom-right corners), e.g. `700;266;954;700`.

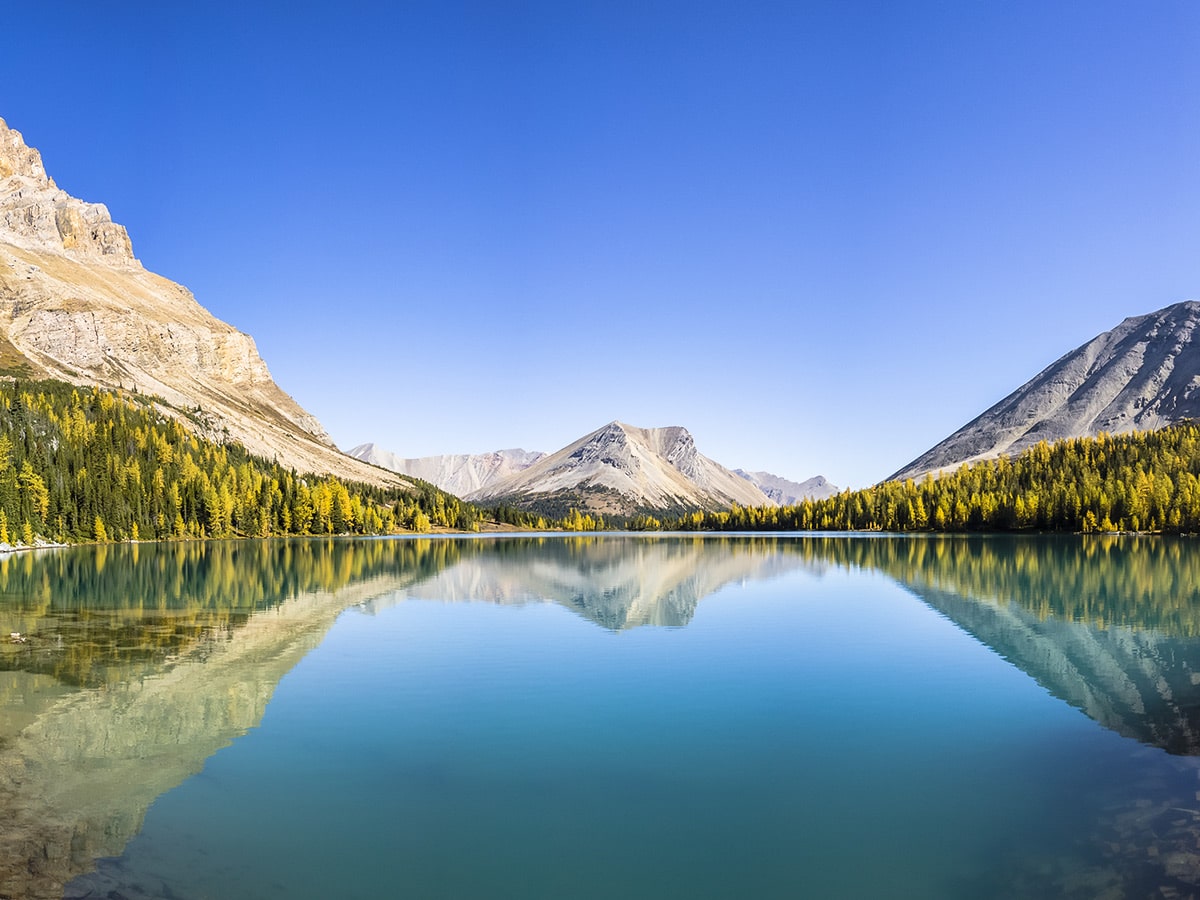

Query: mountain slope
348;443;544;497
468;421;772;515
0;116;398;487
892;300;1200;481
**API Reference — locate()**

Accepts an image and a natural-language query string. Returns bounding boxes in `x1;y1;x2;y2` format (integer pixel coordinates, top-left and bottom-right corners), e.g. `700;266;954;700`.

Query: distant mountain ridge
0;116;397;487
892;300;1200;481
734;470;837;504
348;444;545;497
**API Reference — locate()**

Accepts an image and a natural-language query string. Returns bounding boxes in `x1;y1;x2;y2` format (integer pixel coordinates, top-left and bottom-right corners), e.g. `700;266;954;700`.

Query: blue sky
6;1;1199;488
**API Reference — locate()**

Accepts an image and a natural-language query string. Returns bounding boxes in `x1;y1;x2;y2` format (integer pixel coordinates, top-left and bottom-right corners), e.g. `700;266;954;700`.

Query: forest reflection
3;532;1200;898
0;538;470;687
4;534;1200;692
789;534;1200;754
786;533;1200;635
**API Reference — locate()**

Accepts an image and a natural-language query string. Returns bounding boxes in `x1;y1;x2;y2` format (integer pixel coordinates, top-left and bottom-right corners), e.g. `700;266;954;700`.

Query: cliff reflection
0;535;802;898
5;533;1200;897
0;537;466;688
0;537;464;900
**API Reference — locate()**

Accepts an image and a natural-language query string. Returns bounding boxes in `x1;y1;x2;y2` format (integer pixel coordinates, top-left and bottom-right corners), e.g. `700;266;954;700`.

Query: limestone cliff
0;117;399;486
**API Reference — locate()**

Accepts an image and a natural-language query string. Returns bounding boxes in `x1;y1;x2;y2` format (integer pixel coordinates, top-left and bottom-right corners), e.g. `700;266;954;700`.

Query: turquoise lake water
1;535;1198;898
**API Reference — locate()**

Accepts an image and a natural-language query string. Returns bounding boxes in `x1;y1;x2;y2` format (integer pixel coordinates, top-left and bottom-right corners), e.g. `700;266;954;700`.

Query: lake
2;534;1200;898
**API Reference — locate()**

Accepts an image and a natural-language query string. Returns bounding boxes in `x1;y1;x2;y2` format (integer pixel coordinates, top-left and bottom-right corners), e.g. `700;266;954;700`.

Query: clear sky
6;1;1199;488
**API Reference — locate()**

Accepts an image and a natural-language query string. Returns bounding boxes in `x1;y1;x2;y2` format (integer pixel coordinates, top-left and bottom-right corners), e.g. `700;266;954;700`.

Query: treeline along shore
2;379;1199;545
0;379;546;544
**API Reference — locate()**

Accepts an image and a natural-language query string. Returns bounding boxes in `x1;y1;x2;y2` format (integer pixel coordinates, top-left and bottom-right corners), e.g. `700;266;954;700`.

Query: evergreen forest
0;379;540;544
650;422;1200;534
6;378;1200;544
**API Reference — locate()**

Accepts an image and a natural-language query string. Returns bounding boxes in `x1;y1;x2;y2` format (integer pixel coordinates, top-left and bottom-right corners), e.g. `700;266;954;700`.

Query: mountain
892;300;1200;481
348;443;544;496
0;117;397;487
734;470;838;504
467;421;773;515
354;435;835;513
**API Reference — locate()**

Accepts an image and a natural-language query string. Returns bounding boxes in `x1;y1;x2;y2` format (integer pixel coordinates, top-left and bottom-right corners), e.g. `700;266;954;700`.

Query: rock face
348;443;545;497
734;470;838;504
468;421;774;515
0;117;398;486
892;301;1200;481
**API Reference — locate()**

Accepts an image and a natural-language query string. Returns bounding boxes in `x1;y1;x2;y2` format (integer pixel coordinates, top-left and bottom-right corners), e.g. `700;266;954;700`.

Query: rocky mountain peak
0;118;52;184
575;422;703;482
891;299;1200;481
0;117;136;265
470;420;773;514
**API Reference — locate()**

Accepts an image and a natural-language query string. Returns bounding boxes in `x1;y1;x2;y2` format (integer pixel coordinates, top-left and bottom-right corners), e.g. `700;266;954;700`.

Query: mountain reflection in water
0;538;455;899
364;534;806;628
0;534;1198;897
812;534;1200;756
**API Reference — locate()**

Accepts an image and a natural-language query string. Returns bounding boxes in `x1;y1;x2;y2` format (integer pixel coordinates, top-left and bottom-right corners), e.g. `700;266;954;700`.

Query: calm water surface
1;535;1199;898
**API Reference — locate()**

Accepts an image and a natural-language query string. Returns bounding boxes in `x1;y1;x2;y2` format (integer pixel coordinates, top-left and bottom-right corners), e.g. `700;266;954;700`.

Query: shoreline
2;528;1192;555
